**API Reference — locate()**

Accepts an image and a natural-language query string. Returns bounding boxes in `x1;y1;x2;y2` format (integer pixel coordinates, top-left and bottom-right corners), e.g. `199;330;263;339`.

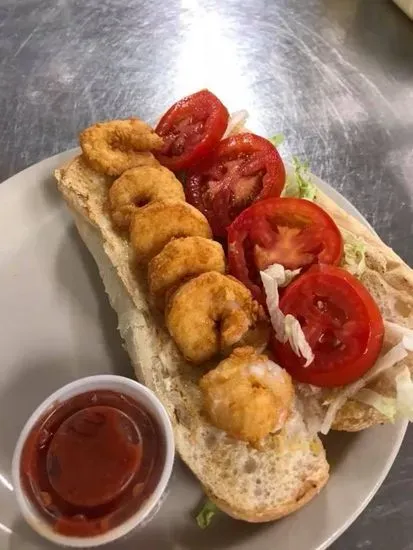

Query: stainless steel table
1;0;413;547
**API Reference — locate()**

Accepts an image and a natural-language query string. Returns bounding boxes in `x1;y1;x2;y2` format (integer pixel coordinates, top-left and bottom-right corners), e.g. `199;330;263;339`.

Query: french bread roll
55;155;329;522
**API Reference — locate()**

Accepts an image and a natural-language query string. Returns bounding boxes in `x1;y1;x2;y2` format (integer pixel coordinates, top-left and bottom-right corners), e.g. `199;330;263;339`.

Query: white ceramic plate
0;150;407;550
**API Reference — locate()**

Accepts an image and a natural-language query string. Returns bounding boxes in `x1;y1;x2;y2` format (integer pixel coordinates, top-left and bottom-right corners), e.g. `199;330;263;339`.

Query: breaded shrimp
165;272;269;363
200;347;294;445
130;200;212;262
109;166;185;229
148;236;226;307
80;118;163;176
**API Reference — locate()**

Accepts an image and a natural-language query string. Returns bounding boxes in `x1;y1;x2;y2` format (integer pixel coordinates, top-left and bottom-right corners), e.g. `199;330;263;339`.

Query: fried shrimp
109;166;185;229
148;236;226;306
80;118;164;176
200;347;294;445
165;272;269;363
130;200;212;262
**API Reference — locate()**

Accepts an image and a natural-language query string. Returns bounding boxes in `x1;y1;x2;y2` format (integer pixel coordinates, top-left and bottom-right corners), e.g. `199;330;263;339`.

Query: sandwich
54;89;413;523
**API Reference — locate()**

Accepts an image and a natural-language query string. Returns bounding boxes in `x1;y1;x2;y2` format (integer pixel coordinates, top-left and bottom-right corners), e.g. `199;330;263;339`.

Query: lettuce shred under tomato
268;133;285;147
353;365;413;424
321;321;413;434
223;110;249;139
282;156;317;201
395;366;413;421
260;264;314;367
353;389;397;421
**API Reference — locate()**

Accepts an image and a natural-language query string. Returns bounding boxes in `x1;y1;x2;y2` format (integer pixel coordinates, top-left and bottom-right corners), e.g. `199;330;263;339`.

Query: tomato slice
272;265;384;387
186;133;286;237
227;197;343;303
155;90;229;171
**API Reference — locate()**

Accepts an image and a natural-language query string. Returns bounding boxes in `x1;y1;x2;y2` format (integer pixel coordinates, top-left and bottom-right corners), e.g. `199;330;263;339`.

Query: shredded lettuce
282;156;317;201
260;264;314;367
320;322;413;434
342;233;366;277
263;263;301;288
283;314;314;367
196;499;219;529
353;389;396;421
223;110;249;139
321;342;408;434
268;133;285;147
353;368;413;423
385;321;413;350
354;365;413;423
260;268;285;337
395;367;413;421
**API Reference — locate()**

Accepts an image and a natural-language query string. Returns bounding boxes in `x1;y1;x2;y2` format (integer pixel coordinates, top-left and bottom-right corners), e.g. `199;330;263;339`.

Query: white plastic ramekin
12;375;175;547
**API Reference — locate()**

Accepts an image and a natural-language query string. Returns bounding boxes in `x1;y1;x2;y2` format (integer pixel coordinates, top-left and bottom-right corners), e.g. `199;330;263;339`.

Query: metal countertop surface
1;0;413;548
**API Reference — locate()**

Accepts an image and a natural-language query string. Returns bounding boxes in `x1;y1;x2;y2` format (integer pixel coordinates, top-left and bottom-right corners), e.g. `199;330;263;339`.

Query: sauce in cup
20;389;165;537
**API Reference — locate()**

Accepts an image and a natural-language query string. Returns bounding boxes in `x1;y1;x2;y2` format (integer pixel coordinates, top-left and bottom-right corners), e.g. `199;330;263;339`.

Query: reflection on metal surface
0;474;13;492
175;0;256;111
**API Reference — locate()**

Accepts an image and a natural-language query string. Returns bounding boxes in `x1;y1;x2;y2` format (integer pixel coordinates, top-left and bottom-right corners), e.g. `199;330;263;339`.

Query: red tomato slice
155;90;229;171
186;133;286;237
272;265;384;387
227;197;343;303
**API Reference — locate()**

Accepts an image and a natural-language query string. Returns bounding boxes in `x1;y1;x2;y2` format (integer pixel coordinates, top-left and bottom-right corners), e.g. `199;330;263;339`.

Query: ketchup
20;390;165;537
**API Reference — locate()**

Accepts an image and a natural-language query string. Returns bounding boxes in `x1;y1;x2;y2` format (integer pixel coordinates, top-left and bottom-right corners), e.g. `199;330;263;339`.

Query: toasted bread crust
205;471;329;522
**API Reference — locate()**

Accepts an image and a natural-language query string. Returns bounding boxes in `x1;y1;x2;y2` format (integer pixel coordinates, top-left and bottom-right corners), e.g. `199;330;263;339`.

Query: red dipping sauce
20;390;165;537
